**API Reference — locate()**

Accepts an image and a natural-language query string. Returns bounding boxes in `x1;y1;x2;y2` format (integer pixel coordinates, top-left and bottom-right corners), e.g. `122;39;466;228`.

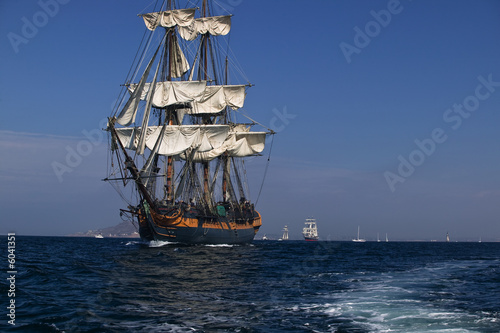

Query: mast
201;0;211;207
108;119;156;209
222;57;229;202
165;19;175;203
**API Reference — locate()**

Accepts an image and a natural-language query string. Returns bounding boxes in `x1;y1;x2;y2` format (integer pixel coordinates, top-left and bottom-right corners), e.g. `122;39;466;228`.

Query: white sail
141;9;196;30
227;132;267;157
114;127;142;150
190;85;246;114
170;36;191;78
116;45;161;126
303;218;318;240
128;81;207;108
115;125;230;156
186;130;267;162
137;57;162;155
178;15;231;41
140;124;167;186
127;82;245;113
352;226;366;242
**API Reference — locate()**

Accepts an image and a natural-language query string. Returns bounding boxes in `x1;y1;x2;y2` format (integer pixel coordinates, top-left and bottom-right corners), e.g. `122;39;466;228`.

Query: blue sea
2;237;499;332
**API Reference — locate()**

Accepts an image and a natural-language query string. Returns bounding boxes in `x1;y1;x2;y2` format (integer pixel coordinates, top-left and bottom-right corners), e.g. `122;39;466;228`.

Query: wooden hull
138;204;262;244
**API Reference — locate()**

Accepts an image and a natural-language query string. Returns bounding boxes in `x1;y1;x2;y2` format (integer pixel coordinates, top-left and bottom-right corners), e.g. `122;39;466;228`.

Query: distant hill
68;221;139;238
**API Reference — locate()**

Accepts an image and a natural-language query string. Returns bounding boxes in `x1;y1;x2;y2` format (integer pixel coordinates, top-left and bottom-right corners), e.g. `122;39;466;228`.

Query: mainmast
164;0;175;203
222;57;229;202
201;0;213;207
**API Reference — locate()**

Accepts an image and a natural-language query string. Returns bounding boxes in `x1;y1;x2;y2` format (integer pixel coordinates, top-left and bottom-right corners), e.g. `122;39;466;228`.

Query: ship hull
304;237;318;241
143;223;257;244
138;203;262;244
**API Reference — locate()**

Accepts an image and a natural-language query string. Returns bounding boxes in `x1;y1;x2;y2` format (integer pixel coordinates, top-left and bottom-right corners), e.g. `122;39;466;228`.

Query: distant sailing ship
104;0;274;244
352;226;366;242
303;218;318;241
279;225;289;241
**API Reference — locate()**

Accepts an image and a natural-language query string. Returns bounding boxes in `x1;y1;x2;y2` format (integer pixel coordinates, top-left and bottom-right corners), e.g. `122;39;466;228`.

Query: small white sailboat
95;233;104;239
278;225;289;241
385;233;388;242
377;233;380;242
352;226;366;242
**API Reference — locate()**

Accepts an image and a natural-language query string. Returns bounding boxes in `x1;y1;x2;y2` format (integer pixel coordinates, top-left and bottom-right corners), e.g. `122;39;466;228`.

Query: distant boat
95;234;104;239
279;225;289;241
262;234;269;241
303;218;319;241
478;237;482;243
352;226;366;242
377;233;380;242
385;233;388;242
446;232;450;242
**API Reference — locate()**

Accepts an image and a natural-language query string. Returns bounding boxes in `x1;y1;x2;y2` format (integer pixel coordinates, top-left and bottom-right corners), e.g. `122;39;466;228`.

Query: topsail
127;82;246;113
141;9;196;30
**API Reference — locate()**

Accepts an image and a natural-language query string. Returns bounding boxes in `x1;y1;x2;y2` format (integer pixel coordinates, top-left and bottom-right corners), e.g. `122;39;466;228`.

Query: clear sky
1;0;499;241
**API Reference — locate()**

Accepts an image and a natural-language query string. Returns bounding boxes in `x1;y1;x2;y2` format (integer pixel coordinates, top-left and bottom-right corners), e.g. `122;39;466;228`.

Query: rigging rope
255;134;274;207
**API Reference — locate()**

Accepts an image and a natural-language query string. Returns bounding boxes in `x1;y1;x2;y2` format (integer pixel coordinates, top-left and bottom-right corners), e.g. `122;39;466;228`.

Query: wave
148;240;179;247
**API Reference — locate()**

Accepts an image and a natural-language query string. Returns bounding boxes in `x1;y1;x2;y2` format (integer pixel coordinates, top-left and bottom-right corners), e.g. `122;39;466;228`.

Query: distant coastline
66;221;139;238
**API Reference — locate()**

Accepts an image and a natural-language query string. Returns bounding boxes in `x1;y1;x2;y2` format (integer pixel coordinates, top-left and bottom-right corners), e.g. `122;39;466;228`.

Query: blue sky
1;0;500;241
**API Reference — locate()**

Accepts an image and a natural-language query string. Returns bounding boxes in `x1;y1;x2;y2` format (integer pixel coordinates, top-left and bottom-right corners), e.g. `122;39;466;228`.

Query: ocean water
2;237;499;332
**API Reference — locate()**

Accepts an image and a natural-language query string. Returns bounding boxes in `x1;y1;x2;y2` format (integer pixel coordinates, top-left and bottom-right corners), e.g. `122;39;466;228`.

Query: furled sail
190;85;246;114
178;16;231;41
227;132;267;157
114;126;141;150
128;81;207;108
115;125;230;156
141;9;196;30
170;35;190;78
186;130;267;162
127;83;245;114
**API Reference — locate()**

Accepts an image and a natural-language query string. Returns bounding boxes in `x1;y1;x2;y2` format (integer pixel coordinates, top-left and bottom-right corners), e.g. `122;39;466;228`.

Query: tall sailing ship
303;218;319;241
279;225;289;241
104;0;274;244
